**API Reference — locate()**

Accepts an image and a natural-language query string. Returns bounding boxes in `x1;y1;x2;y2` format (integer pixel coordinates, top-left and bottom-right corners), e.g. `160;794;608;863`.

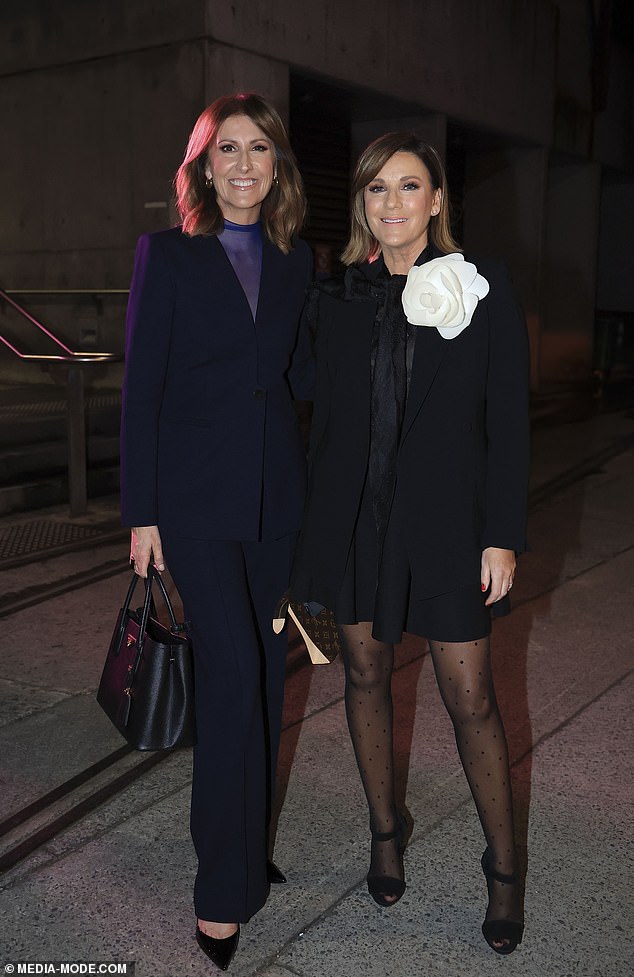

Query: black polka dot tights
339;624;519;922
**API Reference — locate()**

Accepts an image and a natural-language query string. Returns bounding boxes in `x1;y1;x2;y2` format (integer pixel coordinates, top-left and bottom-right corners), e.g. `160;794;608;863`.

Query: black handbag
97;566;195;750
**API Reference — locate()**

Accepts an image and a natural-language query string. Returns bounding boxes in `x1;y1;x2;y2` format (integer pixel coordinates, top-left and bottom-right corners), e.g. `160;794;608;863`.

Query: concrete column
462;148;549;390
596;181;634;313
351;114;447;162
203;43;290;123
540;161;601;387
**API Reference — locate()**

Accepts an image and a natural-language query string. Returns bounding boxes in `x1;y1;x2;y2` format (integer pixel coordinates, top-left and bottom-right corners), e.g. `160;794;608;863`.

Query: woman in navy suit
120;93;312;970
291;133;529;954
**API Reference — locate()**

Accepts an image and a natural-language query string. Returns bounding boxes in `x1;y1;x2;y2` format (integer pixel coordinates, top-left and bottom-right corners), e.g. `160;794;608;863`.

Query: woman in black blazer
290;133;529;954
120;93;312;971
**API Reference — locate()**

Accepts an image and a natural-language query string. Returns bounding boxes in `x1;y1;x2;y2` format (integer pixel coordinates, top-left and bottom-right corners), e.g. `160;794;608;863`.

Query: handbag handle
138;565;183;646
115;566;183;657
147;565;181;631
124;566;187;697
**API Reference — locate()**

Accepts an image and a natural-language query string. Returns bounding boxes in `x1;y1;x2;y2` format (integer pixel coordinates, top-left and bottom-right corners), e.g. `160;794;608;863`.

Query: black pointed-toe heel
267;858;287;884
367;814;407;908
195;924;240;971
481;848;524;955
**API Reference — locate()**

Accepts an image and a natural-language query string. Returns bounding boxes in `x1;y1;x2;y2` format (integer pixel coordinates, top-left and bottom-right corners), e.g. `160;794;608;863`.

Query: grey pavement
0;403;633;977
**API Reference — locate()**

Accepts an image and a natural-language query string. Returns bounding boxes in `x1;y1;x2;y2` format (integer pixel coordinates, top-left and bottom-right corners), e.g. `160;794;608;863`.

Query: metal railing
3;287;129;318
4;289;128;294
0;286;122;517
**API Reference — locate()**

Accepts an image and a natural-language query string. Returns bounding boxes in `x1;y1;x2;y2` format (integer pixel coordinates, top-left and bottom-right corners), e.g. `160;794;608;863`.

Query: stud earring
273;174;279;185
205;176;213;188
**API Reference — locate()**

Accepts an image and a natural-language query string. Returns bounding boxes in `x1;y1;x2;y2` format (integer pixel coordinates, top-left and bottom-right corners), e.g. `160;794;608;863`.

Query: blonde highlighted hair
341;132;460;265
174;93;306;254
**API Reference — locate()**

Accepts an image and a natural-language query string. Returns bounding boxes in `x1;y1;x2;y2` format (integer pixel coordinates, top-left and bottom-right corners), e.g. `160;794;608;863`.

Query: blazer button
252;387;267;399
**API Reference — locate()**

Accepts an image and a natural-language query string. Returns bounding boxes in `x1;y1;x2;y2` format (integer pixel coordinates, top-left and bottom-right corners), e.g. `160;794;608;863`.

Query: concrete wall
351;115;447;163
0;26;287;368
1;0;632;390
593;41;634;170
553;0;593;105
540;161;602;385
0;1;557;300
205;0;558;145
596;181;634;313
0;0;206;70
2;0;558;143
462;148;548;389
0;40;206;289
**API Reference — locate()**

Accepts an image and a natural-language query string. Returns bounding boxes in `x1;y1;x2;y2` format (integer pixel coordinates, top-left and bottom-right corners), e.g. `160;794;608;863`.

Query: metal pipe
4;288;129;295
66;365;88;517
0;287;75;353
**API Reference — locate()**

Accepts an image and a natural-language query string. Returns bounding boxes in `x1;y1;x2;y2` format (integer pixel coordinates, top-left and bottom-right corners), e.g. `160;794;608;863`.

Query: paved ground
0;399;633;977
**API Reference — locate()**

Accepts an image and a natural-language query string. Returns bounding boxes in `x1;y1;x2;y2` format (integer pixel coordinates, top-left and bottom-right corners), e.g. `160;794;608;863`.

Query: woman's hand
130;526;165;578
481;547;516;606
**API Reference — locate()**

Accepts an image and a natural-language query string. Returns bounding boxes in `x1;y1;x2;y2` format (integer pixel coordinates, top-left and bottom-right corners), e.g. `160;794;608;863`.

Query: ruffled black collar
314;243;439;301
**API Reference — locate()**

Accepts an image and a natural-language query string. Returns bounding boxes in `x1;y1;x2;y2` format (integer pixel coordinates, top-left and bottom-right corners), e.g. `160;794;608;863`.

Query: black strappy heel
367;814;407;907
481;848;524;954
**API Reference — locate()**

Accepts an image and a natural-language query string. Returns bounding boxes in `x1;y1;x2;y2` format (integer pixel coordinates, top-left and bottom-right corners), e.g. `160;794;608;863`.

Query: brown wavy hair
341;132;460;265
174;93;306;254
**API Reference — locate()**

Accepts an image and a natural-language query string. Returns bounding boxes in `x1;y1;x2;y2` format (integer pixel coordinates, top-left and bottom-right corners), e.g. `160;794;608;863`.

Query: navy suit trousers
162;532;296;922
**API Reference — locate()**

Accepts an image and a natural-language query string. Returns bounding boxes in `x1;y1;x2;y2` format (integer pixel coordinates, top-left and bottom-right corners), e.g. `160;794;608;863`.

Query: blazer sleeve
287;242;315;401
120;233;175;527
481;261;530;553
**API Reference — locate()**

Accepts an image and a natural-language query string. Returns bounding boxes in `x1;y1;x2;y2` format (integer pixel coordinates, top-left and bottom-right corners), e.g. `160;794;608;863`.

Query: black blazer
291;252;530;609
120;226;313;540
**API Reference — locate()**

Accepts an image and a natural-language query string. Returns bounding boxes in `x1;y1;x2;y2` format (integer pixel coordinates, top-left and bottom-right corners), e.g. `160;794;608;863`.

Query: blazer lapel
255;236;285;328
400;325;447;443
398;243;449;443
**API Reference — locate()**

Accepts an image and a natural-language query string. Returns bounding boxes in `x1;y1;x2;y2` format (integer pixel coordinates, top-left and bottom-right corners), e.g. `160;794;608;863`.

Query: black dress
332;253;505;643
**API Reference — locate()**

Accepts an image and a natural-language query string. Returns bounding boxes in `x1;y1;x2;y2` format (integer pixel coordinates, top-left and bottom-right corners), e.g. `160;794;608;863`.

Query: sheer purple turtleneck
218;218;263;319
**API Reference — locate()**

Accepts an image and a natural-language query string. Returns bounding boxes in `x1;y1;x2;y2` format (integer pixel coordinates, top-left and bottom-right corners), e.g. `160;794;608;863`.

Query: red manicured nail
481;583;487;591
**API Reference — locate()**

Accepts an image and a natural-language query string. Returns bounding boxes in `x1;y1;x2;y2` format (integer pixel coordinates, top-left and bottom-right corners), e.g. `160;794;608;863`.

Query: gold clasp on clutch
123;686;133;697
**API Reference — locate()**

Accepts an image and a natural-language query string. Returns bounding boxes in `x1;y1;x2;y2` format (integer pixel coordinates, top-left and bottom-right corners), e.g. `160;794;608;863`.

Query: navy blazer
120;226;313;540
291;252;530;609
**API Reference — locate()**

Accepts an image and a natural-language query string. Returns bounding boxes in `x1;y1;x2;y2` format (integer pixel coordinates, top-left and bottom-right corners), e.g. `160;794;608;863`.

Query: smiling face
205;113;276;224
363;151;442;272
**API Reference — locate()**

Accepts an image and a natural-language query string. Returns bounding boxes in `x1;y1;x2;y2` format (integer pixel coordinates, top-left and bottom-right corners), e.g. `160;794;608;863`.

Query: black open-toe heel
481;848;524;955
195;924;240;971
367;814;407;907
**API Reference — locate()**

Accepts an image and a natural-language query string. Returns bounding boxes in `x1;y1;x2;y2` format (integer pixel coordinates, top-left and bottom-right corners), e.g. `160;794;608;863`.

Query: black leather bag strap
120;565;181;634
127;566;184;688
135;571;157;653
147;565;180;632
111;572;143;657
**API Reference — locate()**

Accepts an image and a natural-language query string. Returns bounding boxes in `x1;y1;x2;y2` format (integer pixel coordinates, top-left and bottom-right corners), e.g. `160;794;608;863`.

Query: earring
273;174;279;185
205;176;213;188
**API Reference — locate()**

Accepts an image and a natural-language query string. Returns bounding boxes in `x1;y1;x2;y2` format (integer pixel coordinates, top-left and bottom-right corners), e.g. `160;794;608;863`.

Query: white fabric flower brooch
401;253;490;340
